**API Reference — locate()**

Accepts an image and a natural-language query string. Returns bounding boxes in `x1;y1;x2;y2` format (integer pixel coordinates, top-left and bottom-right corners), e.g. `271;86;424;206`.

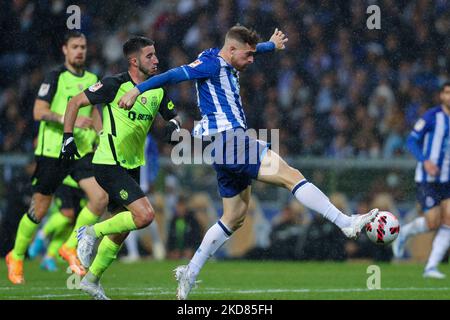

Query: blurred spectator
300;193;348;261
167;196;202;260
0;162;34;256
267;201;309;260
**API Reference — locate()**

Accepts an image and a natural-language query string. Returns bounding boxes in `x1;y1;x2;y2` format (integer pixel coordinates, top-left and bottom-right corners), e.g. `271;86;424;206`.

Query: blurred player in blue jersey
120;25;379;299
393;82;450;279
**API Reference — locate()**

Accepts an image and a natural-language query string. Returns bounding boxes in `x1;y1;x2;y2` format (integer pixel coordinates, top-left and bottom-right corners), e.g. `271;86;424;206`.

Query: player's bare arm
60;92;93;161
34;97;93;129
34;99;64;124
91;106;103;133
63;92;93;133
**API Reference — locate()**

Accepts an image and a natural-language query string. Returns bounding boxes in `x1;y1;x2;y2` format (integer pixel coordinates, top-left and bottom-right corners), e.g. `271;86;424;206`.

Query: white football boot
174;265;198;300
341;208;379;239
79;277;110;300
423;268;446;279
77;226;97;268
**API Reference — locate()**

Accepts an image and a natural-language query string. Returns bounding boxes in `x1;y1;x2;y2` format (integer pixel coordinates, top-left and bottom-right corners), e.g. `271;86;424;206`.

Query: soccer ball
365;211;400;245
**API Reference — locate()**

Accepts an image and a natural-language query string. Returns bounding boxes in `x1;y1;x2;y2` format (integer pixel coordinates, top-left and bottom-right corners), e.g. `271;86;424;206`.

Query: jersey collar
63;64;85;78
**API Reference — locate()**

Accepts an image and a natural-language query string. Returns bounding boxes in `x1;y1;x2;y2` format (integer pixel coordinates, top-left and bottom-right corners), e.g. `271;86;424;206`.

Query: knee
133;206;155;229
427;215;441;230
93;191;109;210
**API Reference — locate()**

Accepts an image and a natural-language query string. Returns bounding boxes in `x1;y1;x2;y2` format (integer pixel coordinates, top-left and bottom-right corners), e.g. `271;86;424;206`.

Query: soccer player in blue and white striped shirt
120;25;379;299
393;82;450;279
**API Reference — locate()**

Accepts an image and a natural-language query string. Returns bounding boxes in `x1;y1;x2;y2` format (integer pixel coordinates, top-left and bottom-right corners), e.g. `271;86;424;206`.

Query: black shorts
31;153;94;195
93;164;143;213
54;184;86;213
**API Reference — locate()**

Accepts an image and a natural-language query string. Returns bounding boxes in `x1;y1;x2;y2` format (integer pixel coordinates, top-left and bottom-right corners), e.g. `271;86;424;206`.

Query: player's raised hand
119;87;140;110
269;28;288;50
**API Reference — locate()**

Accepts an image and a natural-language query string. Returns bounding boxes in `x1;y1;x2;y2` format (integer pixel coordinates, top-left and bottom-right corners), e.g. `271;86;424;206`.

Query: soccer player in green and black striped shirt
6;31;108;284
61;36;181;299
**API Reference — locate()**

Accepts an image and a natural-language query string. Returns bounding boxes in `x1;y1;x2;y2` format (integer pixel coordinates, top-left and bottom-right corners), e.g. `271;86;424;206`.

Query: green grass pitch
0;259;449;300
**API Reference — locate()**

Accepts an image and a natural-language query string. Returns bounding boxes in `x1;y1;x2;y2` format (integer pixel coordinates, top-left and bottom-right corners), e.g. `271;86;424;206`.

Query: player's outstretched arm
119;67;192;110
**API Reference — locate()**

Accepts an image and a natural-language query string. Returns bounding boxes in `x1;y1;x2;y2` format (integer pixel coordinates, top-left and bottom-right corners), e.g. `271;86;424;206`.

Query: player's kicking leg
257;149;378;238
175;186;251;300
423;199;450;279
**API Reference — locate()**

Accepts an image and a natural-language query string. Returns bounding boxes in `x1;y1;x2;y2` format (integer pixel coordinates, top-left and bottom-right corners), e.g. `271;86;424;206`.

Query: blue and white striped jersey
181;48;247;136
409;106;450;183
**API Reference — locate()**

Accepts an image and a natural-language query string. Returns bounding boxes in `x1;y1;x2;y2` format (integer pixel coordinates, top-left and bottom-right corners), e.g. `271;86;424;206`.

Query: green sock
89;236;121;279
93;211;137;237
65;206;99;249
47;223;72;258
12;214;40;260
43;211;71;238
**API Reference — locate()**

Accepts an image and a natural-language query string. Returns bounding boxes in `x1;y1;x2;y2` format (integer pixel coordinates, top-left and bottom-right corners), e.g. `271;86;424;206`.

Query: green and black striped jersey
84;72;177;169
35;65;98;158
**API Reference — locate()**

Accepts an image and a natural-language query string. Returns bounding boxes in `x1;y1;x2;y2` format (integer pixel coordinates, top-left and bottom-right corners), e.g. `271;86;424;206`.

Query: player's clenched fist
269;28;288;50
118;87;140;110
60;132;80;162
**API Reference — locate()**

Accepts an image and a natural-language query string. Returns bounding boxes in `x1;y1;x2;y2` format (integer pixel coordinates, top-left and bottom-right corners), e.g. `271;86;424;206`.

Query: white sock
292;179;351;229
188;221;231;277
124;230;139;257
401;216;429;240
425;225;450;271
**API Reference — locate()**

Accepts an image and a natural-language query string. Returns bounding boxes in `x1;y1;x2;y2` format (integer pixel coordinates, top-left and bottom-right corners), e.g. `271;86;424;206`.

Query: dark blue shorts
416;182;450;212
210;129;270;198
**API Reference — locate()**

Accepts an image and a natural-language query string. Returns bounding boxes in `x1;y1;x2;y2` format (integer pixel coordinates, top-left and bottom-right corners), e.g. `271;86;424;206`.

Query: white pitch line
3;287;450;299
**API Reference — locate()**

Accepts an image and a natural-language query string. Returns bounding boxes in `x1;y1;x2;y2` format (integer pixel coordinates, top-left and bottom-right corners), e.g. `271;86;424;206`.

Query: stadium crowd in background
0;0;449;262
1;0;449;157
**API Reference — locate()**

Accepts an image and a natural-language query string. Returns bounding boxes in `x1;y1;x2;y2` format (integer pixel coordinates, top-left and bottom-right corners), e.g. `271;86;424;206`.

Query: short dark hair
123;36;155;57
225;25;260;47
63;31;86;45
441;81;450;92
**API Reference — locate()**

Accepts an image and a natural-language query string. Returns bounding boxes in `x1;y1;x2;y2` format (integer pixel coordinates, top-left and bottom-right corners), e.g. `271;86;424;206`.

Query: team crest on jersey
141;97;147;104
120;189;129;200
88;82;103;92
414;119;426;131
188;59;203;68
38;83;50;97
